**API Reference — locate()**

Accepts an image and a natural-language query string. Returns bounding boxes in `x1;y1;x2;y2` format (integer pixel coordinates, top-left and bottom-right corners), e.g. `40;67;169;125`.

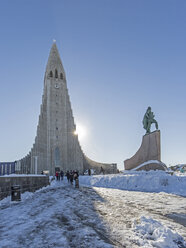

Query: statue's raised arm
143;106;158;134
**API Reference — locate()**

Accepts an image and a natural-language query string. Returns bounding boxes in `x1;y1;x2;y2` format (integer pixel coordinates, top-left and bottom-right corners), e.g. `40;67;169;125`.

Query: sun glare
74;124;87;140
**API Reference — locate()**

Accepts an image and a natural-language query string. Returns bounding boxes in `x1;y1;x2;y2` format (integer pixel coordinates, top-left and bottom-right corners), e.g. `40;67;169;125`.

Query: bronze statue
143;107;158;134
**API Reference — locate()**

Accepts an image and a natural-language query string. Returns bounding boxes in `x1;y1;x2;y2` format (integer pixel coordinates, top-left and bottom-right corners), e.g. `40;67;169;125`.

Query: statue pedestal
124;130;166;171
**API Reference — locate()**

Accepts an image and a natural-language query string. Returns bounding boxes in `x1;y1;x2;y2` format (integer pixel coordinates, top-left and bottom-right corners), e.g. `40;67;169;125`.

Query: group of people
55;170;79;188
66;170;79;187
55;170;64;181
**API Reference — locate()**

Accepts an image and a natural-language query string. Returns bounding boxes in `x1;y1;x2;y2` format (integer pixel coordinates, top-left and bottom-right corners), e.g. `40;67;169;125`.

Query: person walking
55;171;59;181
100;166;104;175
74;170;79;188
66;171;70;183
69;171;74;185
60;170;64;180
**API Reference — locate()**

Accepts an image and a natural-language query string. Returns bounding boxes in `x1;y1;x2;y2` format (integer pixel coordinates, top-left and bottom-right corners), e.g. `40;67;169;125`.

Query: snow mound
131;160;166;171
80;171;186;196
133;216;186;248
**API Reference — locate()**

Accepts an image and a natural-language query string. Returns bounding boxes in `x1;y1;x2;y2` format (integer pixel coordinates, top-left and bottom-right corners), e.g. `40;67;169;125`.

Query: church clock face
55;83;59;89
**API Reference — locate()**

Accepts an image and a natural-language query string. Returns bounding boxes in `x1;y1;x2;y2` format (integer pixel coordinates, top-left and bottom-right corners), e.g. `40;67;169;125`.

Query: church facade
17;43;117;175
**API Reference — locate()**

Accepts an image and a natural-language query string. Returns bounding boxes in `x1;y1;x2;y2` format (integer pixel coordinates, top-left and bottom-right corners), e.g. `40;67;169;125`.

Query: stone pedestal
124;130;166;171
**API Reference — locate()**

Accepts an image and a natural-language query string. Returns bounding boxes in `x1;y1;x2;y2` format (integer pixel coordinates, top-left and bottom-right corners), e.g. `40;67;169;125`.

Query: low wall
0;175;49;200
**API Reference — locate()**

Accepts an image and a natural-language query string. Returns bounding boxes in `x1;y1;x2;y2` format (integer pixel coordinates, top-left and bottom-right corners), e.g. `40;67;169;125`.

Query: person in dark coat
66;171;70;183
60;170;64;180
100;166;104;175
74;170;79;188
69;171;74;185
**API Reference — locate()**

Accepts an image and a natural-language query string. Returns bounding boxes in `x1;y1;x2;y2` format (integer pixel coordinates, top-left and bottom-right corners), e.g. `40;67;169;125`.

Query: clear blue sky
0;0;186;170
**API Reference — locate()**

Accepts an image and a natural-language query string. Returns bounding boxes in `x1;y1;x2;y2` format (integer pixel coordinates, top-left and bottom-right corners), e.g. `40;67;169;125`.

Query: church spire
45;41;66;79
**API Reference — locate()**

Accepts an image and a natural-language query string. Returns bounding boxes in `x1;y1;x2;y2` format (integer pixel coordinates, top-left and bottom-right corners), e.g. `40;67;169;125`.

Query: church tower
18;42;117;175
30;42;83;175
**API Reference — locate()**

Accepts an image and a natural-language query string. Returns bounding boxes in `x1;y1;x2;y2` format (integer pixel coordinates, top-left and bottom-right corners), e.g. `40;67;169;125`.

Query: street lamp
34;156;38;174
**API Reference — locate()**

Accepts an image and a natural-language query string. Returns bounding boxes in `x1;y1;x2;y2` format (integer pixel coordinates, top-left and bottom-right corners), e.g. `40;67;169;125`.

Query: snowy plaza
1;1;186;248
0;172;186;248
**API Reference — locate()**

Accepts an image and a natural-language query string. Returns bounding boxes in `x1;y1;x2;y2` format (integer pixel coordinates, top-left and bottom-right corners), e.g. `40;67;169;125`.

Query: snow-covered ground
0;173;185;247
80;171;186;197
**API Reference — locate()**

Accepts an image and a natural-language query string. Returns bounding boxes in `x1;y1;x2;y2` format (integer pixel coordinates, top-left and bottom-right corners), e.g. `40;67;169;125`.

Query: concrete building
17;43;117;175
0;162;15;176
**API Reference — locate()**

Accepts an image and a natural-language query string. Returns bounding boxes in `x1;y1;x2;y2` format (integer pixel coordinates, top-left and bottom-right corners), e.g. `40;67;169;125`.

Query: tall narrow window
49;71;53;77
60;73;63;80
55;147;60;167
55;69;58;78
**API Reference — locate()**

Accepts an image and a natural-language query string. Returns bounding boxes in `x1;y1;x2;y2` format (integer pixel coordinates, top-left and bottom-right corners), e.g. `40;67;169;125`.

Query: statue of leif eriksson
143;107;158;134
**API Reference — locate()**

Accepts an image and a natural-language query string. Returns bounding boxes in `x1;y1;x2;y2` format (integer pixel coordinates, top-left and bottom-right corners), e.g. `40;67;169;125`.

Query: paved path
92;187;186;247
